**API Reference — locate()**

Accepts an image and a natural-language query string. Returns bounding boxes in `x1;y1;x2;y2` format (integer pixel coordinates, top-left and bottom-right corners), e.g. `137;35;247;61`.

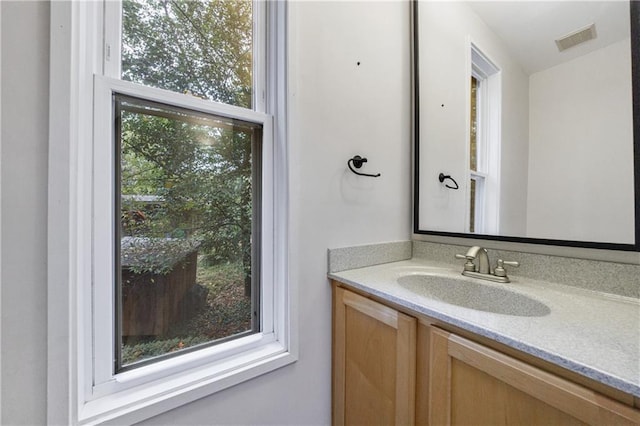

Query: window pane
122;0;253;108
470;76;478;172
469;178;476;233
116;94;261;370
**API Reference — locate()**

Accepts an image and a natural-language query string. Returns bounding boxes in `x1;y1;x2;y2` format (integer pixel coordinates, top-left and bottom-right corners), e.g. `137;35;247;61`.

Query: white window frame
47;2;294;424
0;4;3;422
466;41;501;235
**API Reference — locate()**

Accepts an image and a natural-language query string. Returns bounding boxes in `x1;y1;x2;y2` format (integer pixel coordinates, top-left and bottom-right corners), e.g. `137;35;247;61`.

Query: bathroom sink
397;274;550;317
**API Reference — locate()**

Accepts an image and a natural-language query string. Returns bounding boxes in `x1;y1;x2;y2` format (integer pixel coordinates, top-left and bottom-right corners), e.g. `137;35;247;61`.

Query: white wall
417;1;530;235
0;1;412;424
527;38;635;244
1;2;50;425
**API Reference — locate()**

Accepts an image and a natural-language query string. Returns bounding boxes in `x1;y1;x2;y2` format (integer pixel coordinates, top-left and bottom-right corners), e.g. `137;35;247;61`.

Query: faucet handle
455;253;476;272
494;259;519;278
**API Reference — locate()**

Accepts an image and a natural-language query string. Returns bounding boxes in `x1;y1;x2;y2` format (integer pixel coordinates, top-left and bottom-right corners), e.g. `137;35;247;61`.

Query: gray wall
0;1;412;424
527;38;634;243
1;2;50;425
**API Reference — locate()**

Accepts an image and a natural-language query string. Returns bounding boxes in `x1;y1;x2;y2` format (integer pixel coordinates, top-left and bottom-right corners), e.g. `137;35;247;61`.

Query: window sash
92;76;274;395
469;172;486;233
103;1;267;113
113;93;263;372
470;73;488;174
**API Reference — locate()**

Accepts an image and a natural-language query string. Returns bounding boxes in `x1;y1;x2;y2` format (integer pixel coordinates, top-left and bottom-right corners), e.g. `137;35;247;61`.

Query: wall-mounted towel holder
439;173;459;190
348;155;381;178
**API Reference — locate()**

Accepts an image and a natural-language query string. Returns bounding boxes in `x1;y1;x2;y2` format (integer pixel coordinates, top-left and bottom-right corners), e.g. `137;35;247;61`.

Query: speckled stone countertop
329;258;640;398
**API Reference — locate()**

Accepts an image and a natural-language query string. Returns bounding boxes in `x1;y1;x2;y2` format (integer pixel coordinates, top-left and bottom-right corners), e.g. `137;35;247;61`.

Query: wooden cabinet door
333;286;417;426
429;327;640;426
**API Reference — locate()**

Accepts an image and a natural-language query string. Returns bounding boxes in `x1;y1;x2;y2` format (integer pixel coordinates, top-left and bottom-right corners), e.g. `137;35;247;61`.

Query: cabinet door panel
333;286;416;426
450;358;586;425
429;327;640;426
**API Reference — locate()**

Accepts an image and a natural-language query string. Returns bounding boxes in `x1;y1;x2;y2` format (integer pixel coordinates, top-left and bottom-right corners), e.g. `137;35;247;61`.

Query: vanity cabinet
332;286;416;425
332;283;640;426
428;327;640;426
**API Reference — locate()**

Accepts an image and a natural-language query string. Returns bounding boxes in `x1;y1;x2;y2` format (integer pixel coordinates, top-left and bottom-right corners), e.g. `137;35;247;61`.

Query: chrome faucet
464;246;491;273
455;246;519;283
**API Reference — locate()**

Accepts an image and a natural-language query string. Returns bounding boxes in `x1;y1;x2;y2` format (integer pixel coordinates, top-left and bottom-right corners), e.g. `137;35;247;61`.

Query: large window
110;0;264;371
48;1;292;424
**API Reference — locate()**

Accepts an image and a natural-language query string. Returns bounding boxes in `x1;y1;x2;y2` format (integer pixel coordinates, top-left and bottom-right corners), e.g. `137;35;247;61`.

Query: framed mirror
413;0;639;252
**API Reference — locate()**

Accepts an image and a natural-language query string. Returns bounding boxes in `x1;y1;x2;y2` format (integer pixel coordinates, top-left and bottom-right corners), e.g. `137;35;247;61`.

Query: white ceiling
465;1;631;74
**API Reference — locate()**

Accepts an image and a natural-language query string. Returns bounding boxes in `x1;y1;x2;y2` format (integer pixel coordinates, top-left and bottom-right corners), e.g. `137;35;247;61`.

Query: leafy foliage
120;0;255;285
122;335;210;365
121;236;201;275
122;262;251;365
122;0;252;107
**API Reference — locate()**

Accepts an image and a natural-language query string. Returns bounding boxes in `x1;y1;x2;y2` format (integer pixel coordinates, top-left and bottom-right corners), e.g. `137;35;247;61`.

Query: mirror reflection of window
468;45;500;234
469;76;478;233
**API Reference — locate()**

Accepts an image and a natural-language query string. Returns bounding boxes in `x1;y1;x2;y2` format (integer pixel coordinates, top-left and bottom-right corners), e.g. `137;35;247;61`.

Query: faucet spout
456;246;519;283
465;246;491;274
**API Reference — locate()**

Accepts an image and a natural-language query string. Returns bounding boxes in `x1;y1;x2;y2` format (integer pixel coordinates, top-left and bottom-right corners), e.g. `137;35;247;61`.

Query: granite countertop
329;258;640;398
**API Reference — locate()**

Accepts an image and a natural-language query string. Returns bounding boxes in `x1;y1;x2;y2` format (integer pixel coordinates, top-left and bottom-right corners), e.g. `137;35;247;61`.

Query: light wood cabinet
332;283;640;426
333;286;417;425
428;327;640;426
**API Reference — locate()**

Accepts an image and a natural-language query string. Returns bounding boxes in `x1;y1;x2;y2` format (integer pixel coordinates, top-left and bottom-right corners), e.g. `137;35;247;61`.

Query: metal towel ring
438;173;459;190
348;155;381;178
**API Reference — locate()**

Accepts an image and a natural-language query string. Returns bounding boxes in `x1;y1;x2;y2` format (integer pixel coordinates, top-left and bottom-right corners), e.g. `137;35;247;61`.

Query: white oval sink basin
398;274;550;317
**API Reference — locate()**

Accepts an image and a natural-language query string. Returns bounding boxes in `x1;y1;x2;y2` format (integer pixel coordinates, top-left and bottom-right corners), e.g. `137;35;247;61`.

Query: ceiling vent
555;23;597;52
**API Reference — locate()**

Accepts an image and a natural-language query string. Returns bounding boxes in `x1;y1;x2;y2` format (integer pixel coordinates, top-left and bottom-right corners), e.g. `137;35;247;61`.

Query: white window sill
79;342;296;425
